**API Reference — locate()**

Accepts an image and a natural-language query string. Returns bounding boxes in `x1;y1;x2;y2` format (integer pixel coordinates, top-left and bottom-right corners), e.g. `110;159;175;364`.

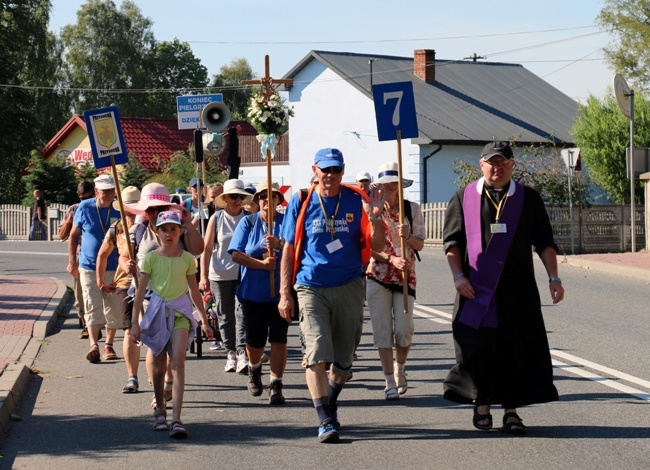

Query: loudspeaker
201;102;231;132
194;129;203;163
202;132;225;157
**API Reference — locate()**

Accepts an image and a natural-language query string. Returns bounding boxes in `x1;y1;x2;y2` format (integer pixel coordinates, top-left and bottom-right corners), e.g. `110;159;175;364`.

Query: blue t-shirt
228;212;284;303
73;197;120;270
282;187;363;288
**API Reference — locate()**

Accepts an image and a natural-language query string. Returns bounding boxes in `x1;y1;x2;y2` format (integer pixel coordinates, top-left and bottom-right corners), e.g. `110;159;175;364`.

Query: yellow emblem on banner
96;117;117;149
346;213;354;223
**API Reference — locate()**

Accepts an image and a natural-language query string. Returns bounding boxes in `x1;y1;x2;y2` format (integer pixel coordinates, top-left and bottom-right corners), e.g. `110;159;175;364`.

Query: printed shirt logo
346;213;354;223
96;117;117;149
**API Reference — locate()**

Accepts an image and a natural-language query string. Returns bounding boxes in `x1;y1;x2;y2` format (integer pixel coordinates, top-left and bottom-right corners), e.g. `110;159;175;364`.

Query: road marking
413;303;650;401
0;251;67;257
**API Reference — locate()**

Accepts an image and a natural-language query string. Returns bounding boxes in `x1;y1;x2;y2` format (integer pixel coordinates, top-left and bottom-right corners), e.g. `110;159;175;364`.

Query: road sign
279;185;291;207
372;81;419;141
176;94;223;130
83;106;129;169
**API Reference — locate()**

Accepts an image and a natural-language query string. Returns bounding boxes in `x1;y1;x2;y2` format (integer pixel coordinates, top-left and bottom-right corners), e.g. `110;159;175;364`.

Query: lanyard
484;189;508;222
316;191;341;239
95;200;111;234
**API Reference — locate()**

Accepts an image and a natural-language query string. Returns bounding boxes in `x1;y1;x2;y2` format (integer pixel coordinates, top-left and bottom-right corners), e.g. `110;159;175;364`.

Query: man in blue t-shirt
279;148;385;443
67;174;122;364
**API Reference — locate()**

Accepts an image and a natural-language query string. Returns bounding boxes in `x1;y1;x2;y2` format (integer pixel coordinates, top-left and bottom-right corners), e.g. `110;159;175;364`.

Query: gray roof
283;50;578;145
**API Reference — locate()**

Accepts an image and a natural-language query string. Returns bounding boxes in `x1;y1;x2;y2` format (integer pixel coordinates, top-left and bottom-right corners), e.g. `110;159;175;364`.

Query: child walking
131;210;213;438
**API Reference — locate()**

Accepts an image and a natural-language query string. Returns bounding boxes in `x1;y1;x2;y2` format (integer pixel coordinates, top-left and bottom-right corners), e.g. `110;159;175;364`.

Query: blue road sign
83;106;129;170
372;82;419;142
176;93;223;129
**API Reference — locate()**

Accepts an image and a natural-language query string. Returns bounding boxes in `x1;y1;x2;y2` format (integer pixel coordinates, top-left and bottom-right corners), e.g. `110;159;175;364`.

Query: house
41;114;266;178
279;49;579;202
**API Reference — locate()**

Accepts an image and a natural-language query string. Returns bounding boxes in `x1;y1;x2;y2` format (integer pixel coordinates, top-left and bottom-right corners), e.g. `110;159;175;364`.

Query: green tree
572;93;650;203
0;0;70;203
118;153;150;189
22;152;78;205
598;0;650;92
452;142;592;206
76;161;98;183
211;58;256;120
149;146;225;192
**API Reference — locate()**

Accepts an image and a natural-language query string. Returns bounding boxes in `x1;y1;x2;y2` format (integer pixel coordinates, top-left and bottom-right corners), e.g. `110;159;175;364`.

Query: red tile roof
41;115;258;172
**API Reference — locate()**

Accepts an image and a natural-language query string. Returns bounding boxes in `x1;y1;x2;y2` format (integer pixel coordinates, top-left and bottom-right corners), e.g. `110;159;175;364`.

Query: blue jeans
28;219;47;241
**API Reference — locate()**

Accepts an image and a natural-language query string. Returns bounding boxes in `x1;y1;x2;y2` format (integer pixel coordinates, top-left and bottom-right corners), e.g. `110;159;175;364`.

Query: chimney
414;49;436;82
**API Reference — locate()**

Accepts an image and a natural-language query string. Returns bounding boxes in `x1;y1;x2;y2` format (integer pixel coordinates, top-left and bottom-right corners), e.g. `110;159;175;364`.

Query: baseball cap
94;174;115;190
314;148;345;168
356;171;371;182
481;141;513;161
156;210;183;227
189;177;204;188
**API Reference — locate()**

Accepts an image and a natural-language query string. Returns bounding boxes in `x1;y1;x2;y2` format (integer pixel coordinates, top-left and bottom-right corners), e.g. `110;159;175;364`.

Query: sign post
83;106;136;283
372;81;419;313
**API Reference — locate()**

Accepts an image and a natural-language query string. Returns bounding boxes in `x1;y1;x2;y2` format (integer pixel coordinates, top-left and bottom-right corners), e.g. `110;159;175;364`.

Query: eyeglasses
228;194;248;201
145;205;170;213
483;158;510;167
258;193;278;201
319;166;343;174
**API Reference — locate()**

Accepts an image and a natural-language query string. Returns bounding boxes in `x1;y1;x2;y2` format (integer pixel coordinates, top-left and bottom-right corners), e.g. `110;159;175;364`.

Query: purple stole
459;179;524;329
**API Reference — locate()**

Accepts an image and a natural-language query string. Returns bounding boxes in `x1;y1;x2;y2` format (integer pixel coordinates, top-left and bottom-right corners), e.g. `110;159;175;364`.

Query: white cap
94;174;115;190
356;171;371;182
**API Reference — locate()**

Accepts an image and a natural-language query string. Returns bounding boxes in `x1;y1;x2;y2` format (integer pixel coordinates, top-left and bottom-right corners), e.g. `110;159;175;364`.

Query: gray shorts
297;276;364;371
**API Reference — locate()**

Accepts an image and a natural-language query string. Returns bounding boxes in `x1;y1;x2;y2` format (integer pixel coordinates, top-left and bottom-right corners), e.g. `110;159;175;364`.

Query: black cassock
442;181;559;408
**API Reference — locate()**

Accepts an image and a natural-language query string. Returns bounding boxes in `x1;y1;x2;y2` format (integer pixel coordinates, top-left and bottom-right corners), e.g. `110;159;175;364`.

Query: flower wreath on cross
247;88;294;159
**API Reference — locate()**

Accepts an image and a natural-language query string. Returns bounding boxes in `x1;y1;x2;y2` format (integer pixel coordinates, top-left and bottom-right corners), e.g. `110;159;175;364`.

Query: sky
48;0;615;103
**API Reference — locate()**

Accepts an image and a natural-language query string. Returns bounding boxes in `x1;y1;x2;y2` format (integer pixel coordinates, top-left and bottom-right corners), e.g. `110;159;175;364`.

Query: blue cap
189;177;204;188
314;148;345;168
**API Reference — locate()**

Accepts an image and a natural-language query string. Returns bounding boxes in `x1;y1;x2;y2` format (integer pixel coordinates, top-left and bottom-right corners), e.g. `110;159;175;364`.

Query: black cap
481;141;513;161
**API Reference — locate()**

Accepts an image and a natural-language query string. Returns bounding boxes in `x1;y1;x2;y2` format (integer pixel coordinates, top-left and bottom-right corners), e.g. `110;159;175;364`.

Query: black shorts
240;299;289;348
116;287;134;330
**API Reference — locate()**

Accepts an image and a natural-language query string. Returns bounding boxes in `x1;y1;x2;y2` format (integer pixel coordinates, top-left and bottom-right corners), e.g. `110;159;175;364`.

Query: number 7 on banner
372;82;418;142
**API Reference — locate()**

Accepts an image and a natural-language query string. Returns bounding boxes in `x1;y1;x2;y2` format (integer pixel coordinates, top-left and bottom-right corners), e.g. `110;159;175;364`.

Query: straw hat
376;161;413;188
253;181;284;205
216;179;253;208
112;186;141;211
124;183;181;215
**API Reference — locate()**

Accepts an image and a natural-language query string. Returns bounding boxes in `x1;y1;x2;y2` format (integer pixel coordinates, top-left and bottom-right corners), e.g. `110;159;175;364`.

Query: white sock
270;375;282;383
385;374;397;388
250;362;262;370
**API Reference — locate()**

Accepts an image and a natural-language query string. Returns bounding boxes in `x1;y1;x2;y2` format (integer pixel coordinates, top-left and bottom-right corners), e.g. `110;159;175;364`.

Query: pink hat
125;183;181;215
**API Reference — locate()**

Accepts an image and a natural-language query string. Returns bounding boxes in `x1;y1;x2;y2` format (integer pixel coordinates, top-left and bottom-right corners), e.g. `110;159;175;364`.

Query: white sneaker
209;341;224;351
224;351;237;372
236;351;249;374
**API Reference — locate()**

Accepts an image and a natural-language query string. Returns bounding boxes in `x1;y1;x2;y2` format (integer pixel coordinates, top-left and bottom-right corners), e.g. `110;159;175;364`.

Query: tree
599;0;650;92
211;58;256;120
118;153;150;189
451;141;592;206
572;93;650;203
148;146;225;192
22;152;78;205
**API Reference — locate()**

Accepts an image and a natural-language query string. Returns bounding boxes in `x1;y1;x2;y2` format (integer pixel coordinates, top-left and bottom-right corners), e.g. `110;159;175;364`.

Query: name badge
490;223;507;234
326;238;343;254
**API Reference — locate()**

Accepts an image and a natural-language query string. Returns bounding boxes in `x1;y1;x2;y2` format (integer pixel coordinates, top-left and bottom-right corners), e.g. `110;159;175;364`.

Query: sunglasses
258;192;278;201
228;194;248;201
319;166;343;174
145;205;170;213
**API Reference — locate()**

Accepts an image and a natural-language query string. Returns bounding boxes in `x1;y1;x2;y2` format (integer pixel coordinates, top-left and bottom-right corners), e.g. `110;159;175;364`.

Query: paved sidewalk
0;275;71;442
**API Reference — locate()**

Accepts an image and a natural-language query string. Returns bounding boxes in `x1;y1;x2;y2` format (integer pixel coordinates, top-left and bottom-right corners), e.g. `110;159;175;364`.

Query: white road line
0;251;67;256
413;303;650;400
553;359;650;401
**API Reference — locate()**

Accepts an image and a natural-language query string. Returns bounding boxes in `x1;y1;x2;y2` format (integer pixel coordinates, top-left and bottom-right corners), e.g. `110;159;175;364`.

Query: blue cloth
73;197;120;270
282;187;364;288
139;292;198;357
228;212;284;302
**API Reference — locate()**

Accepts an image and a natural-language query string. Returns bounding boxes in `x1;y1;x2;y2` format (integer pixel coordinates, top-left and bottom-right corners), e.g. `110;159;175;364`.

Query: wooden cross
242;55;293;297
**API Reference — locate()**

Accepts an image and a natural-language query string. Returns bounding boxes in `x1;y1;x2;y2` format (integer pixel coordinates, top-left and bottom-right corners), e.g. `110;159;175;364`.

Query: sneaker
318;418;339;443
247;366;263;396
395;365;408;395
209;341;224;351
79;326;89;339
236;351;249;374
384;385;399;400
268;381;286;405
224;351;237;372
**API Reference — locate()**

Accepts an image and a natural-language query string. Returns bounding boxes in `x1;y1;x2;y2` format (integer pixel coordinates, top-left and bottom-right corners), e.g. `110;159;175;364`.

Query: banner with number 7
372;81;419;142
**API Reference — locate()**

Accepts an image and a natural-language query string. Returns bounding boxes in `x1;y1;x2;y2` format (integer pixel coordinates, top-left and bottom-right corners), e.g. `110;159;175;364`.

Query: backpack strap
403;199;421;262
133;221;148;255
108;218;121;246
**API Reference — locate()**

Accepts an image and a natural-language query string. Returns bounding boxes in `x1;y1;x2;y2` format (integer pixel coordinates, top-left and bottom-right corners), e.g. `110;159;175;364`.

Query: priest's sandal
472;404;493;431
502;412;527;435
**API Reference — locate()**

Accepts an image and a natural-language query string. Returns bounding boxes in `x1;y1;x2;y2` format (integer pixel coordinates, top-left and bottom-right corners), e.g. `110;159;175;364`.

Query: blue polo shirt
73;197;120;270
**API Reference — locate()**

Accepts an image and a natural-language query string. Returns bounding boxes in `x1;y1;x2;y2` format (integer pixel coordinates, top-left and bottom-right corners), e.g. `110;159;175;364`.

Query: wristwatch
549;277;562;283
369;215;383;223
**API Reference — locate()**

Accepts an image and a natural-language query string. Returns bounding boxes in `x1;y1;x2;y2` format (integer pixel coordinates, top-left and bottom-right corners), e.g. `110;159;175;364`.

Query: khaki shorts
79;268;122;329
297;276;364;371
366;278;414;349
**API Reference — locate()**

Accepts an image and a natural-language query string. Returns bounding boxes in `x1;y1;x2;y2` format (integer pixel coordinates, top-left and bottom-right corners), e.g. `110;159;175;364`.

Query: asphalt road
0;242;649;469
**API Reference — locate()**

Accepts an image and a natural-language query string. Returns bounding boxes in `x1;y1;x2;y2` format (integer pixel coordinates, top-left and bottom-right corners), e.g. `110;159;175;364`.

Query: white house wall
288;61;417;199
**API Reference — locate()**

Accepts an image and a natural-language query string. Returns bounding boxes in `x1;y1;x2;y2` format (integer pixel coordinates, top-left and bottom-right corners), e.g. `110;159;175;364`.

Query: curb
0;277;73;444
562;256;650;283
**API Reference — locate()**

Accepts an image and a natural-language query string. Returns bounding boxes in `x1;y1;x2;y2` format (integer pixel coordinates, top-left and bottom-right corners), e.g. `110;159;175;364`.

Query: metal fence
0;202;645;253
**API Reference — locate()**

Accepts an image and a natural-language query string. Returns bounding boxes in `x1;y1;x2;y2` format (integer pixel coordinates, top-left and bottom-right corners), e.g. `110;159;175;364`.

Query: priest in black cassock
442;141;565;435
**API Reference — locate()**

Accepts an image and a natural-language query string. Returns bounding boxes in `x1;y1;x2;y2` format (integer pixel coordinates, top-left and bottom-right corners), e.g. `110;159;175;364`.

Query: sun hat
356;171;371;182
94;174;115;190
216;179;253;208
156;210;183;227
481;141;513;161
112;186;141;211
314;148;345;169
124;182;181;215
253;181;285;205
376;161;413;188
